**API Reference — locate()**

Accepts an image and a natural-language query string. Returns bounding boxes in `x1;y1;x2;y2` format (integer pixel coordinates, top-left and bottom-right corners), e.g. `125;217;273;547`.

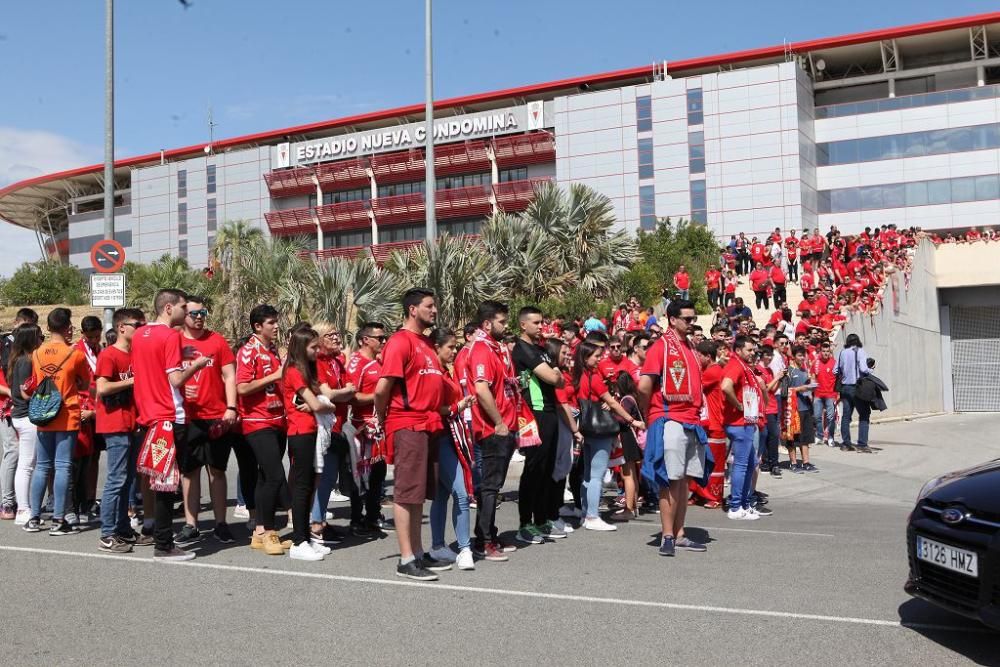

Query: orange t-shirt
32;340;90;432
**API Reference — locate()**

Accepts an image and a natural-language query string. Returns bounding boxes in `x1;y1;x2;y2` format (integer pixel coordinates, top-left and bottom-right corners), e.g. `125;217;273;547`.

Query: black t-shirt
512;338;557;413
9;356;32;419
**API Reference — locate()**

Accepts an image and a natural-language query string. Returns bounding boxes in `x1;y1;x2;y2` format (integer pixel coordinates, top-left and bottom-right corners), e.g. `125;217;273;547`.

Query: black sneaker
119;531;138;545
396;559;438;581
791;463;805;474
213;523;235;544
49;520;80;536
376;513;395;531
23;517;43;533
350;522;377;538
174;524;201;546
99;535;133;553
756;491;769;499
419;554;453;572
754;505;774;517
659;535;676;557
802;462;820;472
133;532;155;547
770;466;782;478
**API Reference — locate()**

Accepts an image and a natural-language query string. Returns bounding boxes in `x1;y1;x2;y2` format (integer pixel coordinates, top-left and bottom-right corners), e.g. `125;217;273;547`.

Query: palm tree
212;220;264;340
308;256;402;342
480;212;574;302
384;234;506;328
124;255;218;311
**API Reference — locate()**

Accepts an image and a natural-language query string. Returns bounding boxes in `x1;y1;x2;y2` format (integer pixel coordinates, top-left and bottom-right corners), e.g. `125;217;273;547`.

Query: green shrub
0;261;88;306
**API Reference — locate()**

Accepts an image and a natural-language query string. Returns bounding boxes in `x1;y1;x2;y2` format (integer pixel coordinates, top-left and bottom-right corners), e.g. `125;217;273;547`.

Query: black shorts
619;426;643;464
794;410;815;445
183;419;239;473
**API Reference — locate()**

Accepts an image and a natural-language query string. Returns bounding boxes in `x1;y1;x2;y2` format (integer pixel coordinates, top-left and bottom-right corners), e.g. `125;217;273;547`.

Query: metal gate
951;305;1000;411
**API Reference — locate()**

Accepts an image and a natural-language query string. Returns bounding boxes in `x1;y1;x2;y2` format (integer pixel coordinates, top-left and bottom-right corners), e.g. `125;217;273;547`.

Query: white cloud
0;127;100;277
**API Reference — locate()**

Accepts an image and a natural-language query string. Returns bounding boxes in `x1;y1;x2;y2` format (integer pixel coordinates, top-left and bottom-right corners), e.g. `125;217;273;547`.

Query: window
819;174;1000;213
208;234;215;251
499;167;527;182
686;88;703;126
177;169;187;198
324;229;372;248
927;179;950;205
206;164;217;195
439;218;482;236
311;187;371;207
817;122;1000;166
690;179;706;224
975;174;1000;201
380;224;426;243
178;239;188;259
905;181;927;207
636;95;652;133
637;137;654;179
207;198;217;231
639;185;656;231
951;176;976;203
688;131;705;174
178;202;187;235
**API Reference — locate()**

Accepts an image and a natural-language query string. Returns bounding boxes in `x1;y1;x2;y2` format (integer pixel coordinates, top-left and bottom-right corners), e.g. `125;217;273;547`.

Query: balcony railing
263;166;315;197
493;132;555;167
493;177;552;212
314;200;371;231
263;207;316;235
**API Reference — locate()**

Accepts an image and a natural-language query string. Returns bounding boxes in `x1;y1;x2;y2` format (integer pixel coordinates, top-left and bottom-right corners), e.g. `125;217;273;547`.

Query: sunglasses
678;316;697;324
187;309;209;319
122;321;144;329
365;334;388;343
609;344;622;350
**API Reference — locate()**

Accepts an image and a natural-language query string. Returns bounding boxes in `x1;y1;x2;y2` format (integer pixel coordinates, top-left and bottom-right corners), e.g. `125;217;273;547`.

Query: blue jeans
725;425;757;511
839;385;871;447
100;432;137;538
311;436;345;525
31;430;76;521
813;397;836;441
430;434;470;550
580;436;613;519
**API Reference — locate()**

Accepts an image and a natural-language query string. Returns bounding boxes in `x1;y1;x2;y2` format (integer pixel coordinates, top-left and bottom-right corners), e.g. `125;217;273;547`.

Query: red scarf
471;327;539;447
660;327;694;403
733;355;764;424
137;421;180;492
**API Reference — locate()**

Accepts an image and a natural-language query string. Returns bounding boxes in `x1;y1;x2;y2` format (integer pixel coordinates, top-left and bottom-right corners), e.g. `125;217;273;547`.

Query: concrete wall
934;242;1000;288
838;239;943;418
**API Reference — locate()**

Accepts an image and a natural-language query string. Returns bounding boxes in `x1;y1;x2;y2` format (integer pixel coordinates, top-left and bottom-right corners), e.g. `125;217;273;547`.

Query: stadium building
4;12;1000;271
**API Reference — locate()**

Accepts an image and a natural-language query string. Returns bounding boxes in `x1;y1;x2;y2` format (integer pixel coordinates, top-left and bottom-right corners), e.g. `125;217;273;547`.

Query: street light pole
423;0;436;242
102;0;115;333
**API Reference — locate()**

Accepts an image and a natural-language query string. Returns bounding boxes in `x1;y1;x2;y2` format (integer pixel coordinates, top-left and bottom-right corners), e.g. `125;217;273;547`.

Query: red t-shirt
784;236;799;260
813;356;838;398
640;335;703;425
346;351;381;427
795;319;812;336
576;369;609;403
800;272;815;291
721;358;755;427
282;366;317;436
598;355;639;384
749;269;769;291
704;269;721;290
759;365;779;415
380;329;445;436
454;345;472;393
701;363;726;437
674;271;690;290
555;371;577;408
750;243;765;264
468;338;517;439
94;345;136;434
770;265;786;285
236;335;285;434
181;330;235;421
131;323;185;426
317;353;348;434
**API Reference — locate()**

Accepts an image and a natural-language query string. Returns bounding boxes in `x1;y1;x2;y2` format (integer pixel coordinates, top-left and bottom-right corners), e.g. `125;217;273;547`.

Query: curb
870;411;947;425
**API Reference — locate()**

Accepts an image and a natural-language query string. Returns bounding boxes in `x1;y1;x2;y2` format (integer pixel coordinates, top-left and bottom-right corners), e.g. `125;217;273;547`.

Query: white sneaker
583;517;617;532
289;541;324;561
130;515;141;531
429;546;457;563
456;548;475;571
511;451;525;463
827;438;836;447
743;507;762;521
64;512;79;526
14;509;30;526
563;487;574;503
813;438;823;446
233;505;250;520
728;508;750;520
329;491;350;503
311;541;332;556
553;518;573;534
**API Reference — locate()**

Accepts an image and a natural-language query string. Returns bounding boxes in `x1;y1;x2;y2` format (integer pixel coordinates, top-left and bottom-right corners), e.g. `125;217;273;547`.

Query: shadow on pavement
896;599;999;665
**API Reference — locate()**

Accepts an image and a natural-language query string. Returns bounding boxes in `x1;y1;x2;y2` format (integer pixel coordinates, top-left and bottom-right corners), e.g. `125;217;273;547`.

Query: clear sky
1;0;997;275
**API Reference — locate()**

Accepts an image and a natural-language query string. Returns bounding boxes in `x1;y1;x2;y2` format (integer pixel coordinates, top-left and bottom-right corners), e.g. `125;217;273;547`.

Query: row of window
690;179;707;224
689;131;705;174
324;219;483;247
636;96;652;133
818;174;1000;214
176;198;215;234
687;88;704;126
176;165;216;198
815;83;1000;119
639;185;655;230
816;123;1000;166
638;137;654;179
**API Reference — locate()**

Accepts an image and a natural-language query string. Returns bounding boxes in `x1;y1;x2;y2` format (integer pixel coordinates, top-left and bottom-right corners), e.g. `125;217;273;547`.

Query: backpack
28;349;75;426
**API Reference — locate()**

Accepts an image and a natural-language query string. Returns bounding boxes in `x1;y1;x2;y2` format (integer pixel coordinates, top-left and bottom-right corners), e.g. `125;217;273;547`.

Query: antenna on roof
207;103;218;154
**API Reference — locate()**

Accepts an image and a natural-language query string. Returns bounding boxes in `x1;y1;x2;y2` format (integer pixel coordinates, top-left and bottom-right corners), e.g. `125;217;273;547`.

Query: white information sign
91;273;126;308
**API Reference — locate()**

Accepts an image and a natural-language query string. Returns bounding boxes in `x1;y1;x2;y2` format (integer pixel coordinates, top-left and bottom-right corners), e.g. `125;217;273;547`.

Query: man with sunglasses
598;334;639;384
346;323;389;534
176;296;239;546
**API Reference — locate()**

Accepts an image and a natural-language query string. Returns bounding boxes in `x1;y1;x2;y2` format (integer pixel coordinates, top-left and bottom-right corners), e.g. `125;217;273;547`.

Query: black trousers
287;433;316;545
773;283;787;306
518;411;559;526
754;290;770;310
788;260;798;282
152;424;187;551
233;437;257;511
246;428;286;531
474;433;516;547
708;288;720;310
350;459;388;524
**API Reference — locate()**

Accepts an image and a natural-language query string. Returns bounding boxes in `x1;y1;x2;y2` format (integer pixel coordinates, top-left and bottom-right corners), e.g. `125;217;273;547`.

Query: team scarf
732;354;764;423
137;421;180;492
782;385;806;441
471;327;540;447
660;326;695;403
446;412;475;495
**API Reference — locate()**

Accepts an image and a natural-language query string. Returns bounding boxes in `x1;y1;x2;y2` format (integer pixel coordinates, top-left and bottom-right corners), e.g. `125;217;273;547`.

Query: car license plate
916;535;978;578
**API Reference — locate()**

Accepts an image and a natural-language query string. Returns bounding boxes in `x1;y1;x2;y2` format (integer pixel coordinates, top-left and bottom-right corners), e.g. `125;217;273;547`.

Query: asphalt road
1;412;998;665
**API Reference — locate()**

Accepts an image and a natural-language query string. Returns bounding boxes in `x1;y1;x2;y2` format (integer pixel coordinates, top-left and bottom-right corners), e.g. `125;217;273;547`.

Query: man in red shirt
750;238;766;267
811;342;838;446
344;322;387;534
132;289;210;561
374;288;447;581
809;229;826;263
784;230;799;282
749;262;771;311
598;335;639;384
467;300;519;562
176;296;238;546
638;299;707;556
236;304;288;556
673;265;691;301
720;336;765;520
704;266;722;310
698;340;728;505
769;262;787;306
96;308;146;553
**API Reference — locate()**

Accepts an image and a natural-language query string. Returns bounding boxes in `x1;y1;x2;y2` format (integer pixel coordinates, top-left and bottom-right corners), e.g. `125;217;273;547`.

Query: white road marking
0;545;990;635
697;526;836;538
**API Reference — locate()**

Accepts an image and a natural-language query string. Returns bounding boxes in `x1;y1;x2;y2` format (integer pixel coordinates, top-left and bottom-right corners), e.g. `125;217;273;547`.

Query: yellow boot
263;531;285;556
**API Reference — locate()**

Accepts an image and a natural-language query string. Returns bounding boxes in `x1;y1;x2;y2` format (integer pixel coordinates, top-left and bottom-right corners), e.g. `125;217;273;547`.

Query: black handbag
577;373;620;437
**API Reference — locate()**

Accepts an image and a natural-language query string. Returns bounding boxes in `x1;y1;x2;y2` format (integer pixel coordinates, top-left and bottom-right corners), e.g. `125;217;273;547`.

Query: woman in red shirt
749;262;771;310
572;341;644;532
282;326;335;562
